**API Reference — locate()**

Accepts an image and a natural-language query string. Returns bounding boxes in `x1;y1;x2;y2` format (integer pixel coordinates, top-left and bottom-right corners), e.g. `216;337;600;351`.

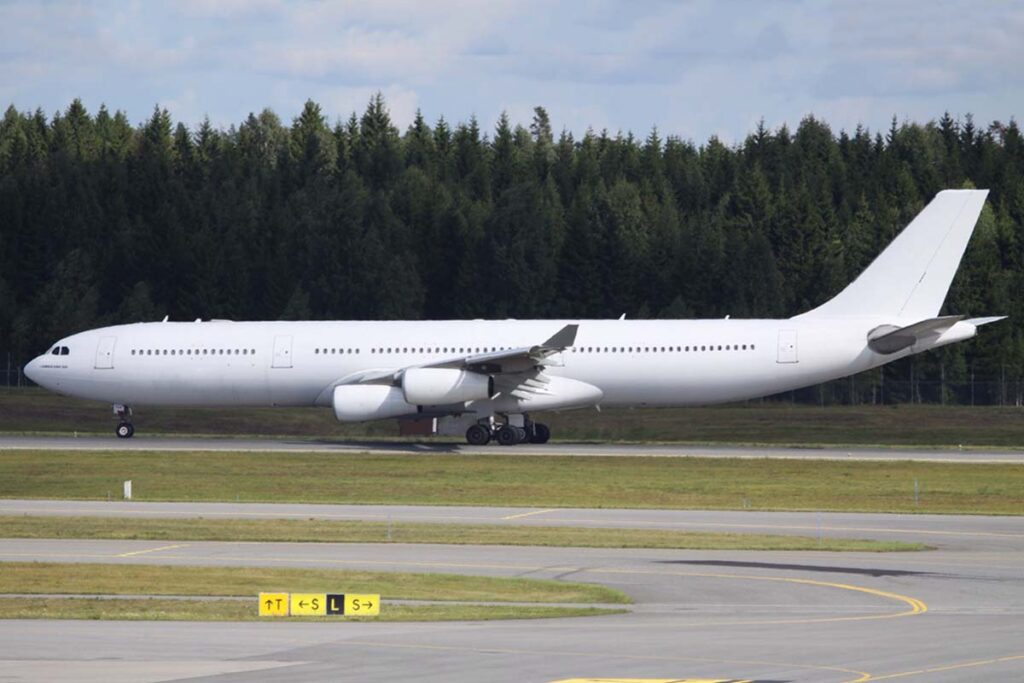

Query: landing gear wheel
465;424;492;445
513;426;528;444
116;422;134;439
495;426;520;446
530;423;550;444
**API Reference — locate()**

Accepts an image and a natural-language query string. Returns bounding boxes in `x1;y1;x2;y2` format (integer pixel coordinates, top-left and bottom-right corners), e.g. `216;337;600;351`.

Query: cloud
0;0;1020;141
812;0;1024;99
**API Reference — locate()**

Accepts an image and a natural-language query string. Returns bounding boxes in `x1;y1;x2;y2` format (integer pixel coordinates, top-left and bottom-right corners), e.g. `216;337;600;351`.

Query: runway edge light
258;592;289;617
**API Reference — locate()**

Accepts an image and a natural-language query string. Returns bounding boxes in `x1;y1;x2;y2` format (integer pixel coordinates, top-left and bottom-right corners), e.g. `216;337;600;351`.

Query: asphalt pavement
3;434;1024;462
1;501;1022;682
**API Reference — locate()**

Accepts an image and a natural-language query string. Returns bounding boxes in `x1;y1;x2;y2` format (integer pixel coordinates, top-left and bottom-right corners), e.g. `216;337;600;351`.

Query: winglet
539;324;578;350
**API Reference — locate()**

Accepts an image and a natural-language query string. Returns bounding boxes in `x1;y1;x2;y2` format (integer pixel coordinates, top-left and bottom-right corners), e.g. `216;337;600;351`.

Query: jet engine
333;384;414;422
402;368;493;405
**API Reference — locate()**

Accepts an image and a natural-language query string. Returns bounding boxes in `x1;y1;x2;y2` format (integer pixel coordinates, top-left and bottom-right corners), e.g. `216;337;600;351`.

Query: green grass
0;598;622;622
1;449;1022;514
0;562;627;604
5;387;1024;447
0;515;926;552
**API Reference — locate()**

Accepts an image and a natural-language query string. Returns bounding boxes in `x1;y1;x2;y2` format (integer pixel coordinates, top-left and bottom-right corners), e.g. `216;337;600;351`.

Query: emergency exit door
777;329;798;364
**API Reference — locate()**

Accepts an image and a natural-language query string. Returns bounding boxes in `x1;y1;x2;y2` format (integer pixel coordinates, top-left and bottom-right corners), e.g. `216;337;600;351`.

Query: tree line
2;95;1023;404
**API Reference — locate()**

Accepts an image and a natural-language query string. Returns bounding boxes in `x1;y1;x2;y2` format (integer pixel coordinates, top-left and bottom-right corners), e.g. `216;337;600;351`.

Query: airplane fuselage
28;316;952;409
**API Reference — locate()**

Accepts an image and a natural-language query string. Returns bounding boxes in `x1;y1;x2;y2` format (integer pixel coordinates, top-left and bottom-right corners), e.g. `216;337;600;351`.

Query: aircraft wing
335;324;579;386
421;323;578;375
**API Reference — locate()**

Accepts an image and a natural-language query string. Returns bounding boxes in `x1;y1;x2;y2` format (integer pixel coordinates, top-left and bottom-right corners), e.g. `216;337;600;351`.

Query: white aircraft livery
25;190;1003;445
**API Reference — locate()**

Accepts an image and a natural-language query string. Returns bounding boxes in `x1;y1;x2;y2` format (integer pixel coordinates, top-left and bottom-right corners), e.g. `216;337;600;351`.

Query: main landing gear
114;404;134;439
464;415;550;446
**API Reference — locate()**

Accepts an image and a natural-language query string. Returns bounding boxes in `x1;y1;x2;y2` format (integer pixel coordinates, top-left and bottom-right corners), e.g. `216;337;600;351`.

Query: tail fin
799;189;988;319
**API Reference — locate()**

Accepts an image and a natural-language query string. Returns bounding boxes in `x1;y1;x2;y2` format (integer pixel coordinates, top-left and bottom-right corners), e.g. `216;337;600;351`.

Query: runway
3;434;1024;462
1;501;1023;681
3;499;1023;551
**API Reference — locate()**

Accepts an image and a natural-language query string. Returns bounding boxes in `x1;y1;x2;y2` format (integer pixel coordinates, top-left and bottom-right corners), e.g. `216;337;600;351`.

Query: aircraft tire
465;424;491;445
530;423;550;444
495;426;519;446
116;422;134;439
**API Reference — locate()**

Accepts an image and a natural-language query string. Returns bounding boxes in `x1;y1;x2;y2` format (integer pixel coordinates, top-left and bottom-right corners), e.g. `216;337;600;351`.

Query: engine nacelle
333;384;414;422
402;368;493;406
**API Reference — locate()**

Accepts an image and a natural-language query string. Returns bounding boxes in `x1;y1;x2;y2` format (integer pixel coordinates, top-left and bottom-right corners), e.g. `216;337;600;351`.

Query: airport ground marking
587;567;926;625
333;639;870;680
502;508;557;520
3;502;1022;541
115;544;188;557
845;652;1024;682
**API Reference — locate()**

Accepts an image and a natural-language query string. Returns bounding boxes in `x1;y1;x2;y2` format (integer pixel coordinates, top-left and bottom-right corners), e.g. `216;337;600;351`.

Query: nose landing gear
113;404;134;438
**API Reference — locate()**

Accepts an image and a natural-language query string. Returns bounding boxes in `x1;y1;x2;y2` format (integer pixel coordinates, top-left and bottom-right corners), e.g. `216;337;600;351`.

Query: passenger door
776;329;798;364
94;336;117;369
272;335;293;369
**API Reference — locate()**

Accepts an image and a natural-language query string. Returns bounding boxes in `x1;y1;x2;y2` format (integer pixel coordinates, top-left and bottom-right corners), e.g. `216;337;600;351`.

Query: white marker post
123;480;132;500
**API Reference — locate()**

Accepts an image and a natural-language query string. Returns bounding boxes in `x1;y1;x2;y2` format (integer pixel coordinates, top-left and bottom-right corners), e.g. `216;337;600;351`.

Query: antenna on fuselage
161;315;169;322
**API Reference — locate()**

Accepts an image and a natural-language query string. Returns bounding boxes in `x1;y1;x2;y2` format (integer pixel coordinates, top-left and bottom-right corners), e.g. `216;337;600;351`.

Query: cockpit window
60;347;69;355
51;347;59;355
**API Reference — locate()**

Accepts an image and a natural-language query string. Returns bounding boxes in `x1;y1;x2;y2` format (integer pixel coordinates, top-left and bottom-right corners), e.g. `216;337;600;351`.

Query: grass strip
0;515;926;552
0;562;628;605
1;449;1022;514
0;597;622;621
8;388;1024;447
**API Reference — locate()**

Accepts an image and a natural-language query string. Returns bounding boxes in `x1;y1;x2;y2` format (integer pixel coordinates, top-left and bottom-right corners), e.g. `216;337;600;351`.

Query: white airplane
25;189;1003;445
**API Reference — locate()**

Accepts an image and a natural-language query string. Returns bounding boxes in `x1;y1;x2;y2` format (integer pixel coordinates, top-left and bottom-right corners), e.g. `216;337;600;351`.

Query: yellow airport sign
343;593;380;616
258;592;289;617
258;592;381;617
289;593;326;616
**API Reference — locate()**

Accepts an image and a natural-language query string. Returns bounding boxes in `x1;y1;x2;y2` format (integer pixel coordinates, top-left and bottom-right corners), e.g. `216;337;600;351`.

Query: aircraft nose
23;356;41;384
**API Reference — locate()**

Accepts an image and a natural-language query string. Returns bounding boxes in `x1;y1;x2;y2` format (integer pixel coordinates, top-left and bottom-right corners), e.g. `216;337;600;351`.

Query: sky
1;0;1022;143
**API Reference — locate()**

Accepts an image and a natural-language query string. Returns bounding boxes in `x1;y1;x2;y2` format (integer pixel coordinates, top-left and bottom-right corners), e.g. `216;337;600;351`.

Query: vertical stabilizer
799;189;988;319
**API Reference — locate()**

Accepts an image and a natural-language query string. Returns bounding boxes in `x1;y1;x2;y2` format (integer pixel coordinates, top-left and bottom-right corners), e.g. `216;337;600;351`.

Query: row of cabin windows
314;344;755;356
571;344;755;353
131;348;256;356
315;347;513;355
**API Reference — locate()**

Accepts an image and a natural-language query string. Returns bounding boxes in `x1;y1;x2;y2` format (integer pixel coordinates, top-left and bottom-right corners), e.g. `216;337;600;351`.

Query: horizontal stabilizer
966;316;1007;327
867;316;963;354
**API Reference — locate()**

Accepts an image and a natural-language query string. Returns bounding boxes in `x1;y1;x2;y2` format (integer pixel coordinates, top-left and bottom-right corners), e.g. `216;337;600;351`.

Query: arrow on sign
298;600;308;608
264;600;273;609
